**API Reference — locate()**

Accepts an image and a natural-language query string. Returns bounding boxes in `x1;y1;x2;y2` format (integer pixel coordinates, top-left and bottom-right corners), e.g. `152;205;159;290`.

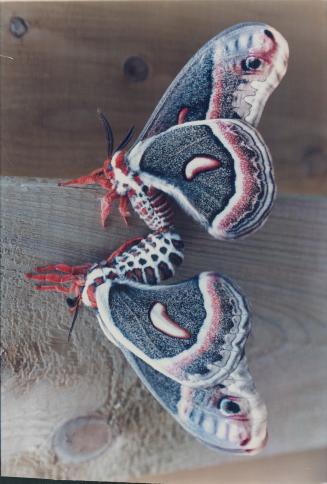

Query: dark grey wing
95;271;250;388
124;350;268;454
128;119;275;240
133;22;288;146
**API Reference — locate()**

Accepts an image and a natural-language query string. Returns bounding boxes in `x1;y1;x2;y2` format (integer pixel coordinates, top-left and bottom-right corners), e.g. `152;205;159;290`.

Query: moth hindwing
90;271;250;388
128;119;275;239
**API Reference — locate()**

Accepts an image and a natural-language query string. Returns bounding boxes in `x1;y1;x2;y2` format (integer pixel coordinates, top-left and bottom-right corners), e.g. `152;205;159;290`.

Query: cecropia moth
25;21;288;454
60;22;288;240
27;236;267;454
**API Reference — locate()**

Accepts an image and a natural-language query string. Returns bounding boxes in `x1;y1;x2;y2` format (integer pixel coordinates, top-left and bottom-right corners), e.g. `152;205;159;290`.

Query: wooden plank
1;176;327;480
135;448;327;484
1;1;327;195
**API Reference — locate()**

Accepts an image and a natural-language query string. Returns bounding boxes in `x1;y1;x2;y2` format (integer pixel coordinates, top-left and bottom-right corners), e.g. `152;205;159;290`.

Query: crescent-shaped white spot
184;156;221;180
150;302;191;339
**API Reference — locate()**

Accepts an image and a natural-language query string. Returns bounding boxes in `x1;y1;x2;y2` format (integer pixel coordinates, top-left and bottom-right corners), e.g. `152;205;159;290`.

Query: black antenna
115;126;135;153
97;109;114;157
67;303;80;342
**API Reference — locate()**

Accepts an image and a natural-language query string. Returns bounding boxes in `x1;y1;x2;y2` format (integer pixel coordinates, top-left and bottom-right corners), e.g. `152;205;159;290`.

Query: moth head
82;265;117;308
97;109;135;194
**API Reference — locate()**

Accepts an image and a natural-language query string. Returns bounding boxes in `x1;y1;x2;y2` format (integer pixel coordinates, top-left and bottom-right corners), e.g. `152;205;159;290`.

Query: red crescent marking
184;156;221;180
150;302;191;339
177;107;189;125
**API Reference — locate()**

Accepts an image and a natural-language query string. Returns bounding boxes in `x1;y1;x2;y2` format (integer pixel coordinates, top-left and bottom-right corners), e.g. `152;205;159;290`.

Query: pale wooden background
1;1;327;483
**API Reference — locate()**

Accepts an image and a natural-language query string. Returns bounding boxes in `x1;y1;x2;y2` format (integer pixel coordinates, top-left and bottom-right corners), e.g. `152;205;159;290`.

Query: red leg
59;154;134;227
25;273;77;283
34;284;71;293
59;173;102;187
59;155;115;188
96;177;114;190
35;263;91;275
100;191;119;227
26;264;88;297
118;196;131;224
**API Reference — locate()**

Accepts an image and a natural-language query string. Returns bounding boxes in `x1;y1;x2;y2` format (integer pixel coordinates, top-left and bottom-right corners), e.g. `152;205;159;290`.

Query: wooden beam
1;176;327;480
1;1;327;194
136;448;327;484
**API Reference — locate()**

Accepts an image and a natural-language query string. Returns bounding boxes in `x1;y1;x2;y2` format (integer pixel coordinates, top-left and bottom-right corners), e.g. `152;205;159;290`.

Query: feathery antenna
115;126;135;152
97;109;114;158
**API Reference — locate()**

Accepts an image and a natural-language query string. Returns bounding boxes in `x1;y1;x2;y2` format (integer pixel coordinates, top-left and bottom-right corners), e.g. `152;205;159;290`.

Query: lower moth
27;231;267;454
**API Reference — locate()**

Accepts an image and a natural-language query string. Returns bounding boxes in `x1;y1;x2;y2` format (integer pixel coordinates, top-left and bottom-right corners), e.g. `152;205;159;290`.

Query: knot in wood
123;56;149;82
10;17;28;38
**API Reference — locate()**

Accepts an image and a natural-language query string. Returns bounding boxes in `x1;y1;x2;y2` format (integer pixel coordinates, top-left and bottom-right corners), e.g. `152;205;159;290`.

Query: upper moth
61;22;289;239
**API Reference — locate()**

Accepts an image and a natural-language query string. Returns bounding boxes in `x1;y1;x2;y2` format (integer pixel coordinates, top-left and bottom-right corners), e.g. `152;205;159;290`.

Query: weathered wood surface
138;448;327;484
1;1;327;194
1;176;327;481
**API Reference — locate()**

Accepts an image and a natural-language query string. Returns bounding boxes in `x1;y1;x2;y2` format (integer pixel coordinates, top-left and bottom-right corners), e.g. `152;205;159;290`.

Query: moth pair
27;22;289;454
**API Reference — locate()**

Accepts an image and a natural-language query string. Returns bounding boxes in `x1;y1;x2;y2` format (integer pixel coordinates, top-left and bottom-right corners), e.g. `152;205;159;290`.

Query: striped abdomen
129;185;175;232
112;231;184;284
83;231;184;307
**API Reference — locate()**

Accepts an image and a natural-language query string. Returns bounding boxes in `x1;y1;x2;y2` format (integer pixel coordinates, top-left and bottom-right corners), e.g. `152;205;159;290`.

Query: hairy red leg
59;171;103;187
34;284;72;293
59;153;134;227
26;263;86;339
100;191;120;226
35;263;92;275
26;262;87;298
118;196;131;224
96;178;114;190
25;273;79;283
60;175;114;190
59;157;113;188
27;276;84;296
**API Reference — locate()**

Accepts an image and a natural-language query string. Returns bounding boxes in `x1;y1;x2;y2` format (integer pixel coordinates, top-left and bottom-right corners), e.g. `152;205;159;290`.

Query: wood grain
136;448;327;484
1;1;327;194
1;176;327;480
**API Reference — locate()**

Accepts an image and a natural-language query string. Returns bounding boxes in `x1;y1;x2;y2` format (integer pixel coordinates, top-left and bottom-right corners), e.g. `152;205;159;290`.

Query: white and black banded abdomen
82;231;184;308
112;231;184;284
